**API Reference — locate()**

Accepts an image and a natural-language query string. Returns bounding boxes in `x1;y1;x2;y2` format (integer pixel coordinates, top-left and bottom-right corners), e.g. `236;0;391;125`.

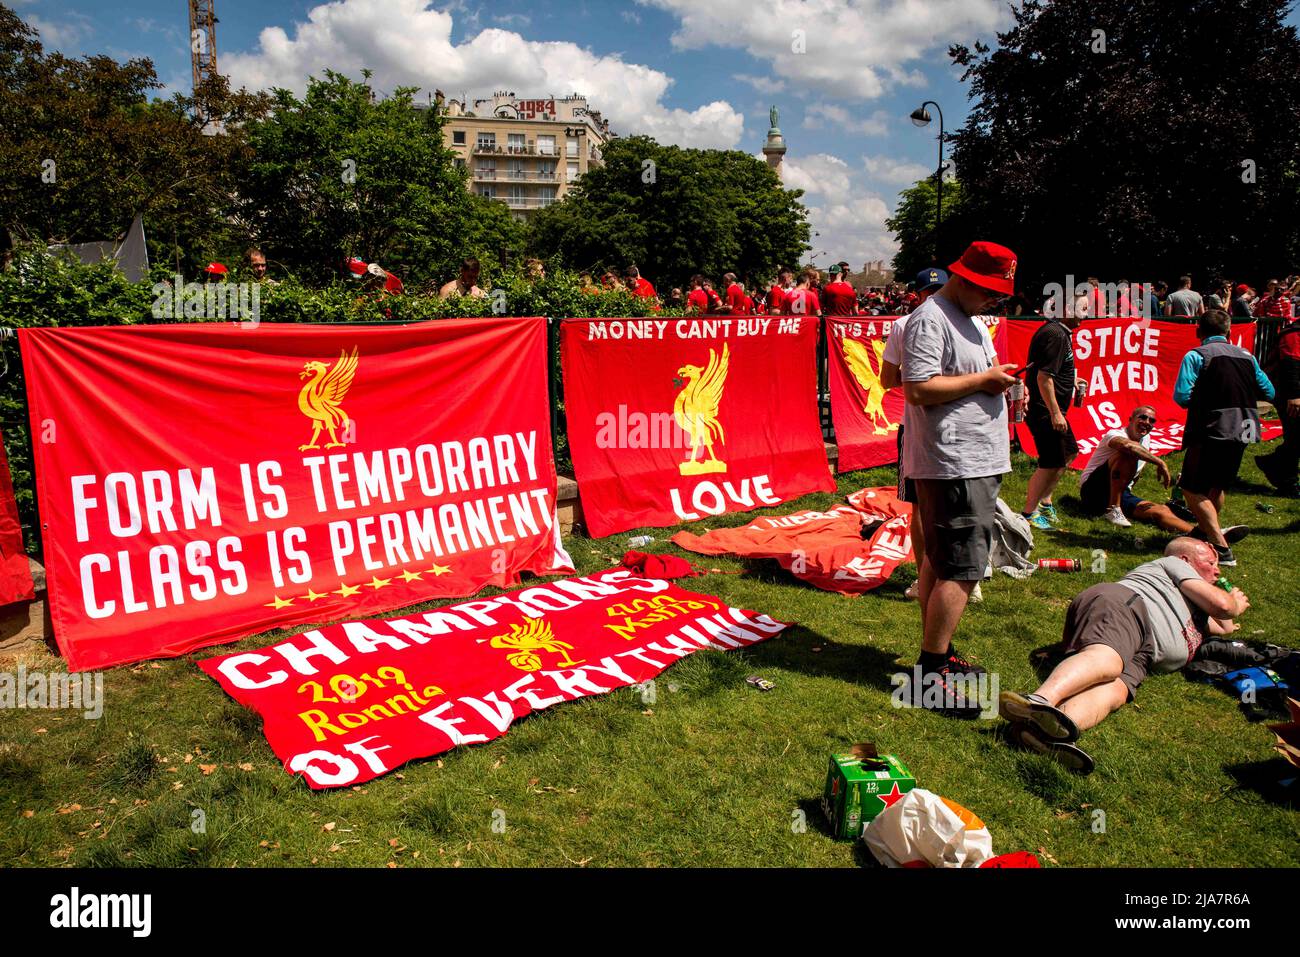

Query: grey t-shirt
1167;288;1203;317
901;294;1010;479
1118;556;1208;671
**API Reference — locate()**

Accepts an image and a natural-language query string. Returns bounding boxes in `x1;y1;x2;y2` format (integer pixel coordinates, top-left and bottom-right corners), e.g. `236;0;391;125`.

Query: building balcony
496;196;559;210
472;143;560;156
474;169;558;182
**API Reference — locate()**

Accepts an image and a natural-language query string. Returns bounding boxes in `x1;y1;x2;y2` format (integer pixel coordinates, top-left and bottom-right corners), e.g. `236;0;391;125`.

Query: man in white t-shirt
1078;405;1250;540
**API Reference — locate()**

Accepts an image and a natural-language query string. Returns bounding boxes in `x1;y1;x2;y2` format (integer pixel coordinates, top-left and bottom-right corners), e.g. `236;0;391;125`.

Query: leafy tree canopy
528;135;810;289
945;0;1300;293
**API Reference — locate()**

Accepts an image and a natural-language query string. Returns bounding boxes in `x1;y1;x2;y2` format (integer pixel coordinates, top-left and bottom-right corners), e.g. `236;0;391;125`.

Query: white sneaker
1103;506;1132;528
970;582;984;603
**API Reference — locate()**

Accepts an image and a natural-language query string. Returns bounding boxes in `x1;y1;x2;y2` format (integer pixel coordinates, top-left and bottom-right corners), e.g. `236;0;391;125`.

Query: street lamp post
909;100;944;260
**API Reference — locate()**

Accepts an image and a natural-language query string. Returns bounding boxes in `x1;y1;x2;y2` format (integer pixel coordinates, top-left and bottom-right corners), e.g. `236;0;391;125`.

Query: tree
528;136;810;287
885;176;965;280
239;71;522;286
0;4;271;274
947;0;1300;293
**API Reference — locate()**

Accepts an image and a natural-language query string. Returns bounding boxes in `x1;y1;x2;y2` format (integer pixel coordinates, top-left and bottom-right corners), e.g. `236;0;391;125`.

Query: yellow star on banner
265;595;294;610
304;588;328;602
399;570;423;583
367;575;392;590
429;564;452;577
334;582;361;598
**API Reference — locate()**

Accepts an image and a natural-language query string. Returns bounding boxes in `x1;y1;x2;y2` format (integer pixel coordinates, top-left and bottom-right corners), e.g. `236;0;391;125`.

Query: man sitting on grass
1077;405;1248;545
997;537;1249;774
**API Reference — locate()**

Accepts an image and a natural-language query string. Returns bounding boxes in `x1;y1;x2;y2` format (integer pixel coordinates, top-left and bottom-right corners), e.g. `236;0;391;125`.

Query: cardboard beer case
821;750;916;840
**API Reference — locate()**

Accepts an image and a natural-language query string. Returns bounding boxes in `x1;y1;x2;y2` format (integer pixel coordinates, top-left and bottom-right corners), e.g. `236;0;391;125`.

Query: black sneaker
913;663;984;719
1214;544;1237;567
1191;524;1249;545
944;646;986;676
1004;722;1095;774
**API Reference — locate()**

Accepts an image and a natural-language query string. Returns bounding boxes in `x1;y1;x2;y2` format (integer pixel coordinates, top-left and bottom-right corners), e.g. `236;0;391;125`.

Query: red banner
21;319;572;672
1004;318;1280;467
671;487;913;594
198;569;789;788
828;316;1005;473
0;431;34;606
827;318;906;471
561;316;834;537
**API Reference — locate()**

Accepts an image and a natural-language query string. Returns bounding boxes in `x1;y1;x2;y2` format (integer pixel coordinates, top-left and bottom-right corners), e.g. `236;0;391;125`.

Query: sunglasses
1135;415;1156;424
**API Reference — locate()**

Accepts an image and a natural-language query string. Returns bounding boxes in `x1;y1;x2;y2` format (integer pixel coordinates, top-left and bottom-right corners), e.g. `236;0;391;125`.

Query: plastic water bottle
628;535;655;547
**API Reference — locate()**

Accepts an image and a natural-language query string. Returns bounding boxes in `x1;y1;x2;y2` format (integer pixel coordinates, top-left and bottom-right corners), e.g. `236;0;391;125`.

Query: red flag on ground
671;487;913;595
199;568;790;788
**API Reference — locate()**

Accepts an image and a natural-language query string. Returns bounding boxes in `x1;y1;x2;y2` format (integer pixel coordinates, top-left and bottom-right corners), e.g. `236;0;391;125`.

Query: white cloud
863;154;931;184
222;0;744;149
734;73;786;95
780;154;897;267
803;103;889;136
781;153;852;196
25;11;93;52
640;0;1006;100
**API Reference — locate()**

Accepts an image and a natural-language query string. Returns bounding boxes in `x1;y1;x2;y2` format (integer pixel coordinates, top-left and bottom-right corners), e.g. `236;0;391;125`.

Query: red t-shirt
725;283;749;314
686;288;710;314
822;280;857;316
743;294;754;314
632;277;656;299
767;285;789;315
783;288;821;316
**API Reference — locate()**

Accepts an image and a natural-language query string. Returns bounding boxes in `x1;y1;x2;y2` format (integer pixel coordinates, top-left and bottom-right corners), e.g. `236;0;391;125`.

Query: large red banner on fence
828;316;1006;472
0;431;34;606
827;317;906;471
1004;318;1279;467
21;319;572;672
199;568;789;788
561;316;834;537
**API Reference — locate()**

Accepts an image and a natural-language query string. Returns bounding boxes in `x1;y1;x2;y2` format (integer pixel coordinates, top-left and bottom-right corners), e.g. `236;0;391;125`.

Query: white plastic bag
863;788;993;868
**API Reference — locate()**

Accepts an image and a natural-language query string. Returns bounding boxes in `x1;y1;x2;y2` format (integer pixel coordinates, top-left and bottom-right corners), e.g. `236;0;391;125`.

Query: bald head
1165;536;1219;582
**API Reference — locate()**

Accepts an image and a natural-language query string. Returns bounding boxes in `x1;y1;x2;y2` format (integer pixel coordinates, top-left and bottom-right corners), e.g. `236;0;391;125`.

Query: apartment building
428;91;615;220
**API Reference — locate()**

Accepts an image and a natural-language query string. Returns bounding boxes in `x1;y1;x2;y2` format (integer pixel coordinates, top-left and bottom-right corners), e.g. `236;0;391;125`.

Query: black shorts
1063;582;1154;698
896;423;917;503
1026;409;1079;469
912;475;1002;581
1180;440;1246;496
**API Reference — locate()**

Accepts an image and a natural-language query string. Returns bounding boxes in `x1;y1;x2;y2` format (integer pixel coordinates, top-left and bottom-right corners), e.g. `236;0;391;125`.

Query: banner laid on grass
1004;318;1281;468
671;487;913;594
21;319;572;672
0;430;35;607
561;316;834;537
199;568;789;788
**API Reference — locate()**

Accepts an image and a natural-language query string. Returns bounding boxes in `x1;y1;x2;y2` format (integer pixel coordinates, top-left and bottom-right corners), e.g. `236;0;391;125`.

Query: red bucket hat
948;241;1017;296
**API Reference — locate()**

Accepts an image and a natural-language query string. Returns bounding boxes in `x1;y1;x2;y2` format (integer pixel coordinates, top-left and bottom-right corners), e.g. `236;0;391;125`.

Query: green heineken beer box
821;750;916;840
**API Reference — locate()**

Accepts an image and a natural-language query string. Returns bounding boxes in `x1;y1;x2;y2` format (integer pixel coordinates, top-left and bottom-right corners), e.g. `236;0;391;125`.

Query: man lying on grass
998;537;1248;774
1076;405;1249;544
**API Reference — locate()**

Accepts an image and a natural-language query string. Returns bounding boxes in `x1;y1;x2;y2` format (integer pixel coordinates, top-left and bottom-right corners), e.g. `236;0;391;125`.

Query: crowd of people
891;240;1298;776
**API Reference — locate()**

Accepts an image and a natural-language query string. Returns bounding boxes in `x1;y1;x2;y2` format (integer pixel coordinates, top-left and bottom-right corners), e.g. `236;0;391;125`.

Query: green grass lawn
3;444;1298;868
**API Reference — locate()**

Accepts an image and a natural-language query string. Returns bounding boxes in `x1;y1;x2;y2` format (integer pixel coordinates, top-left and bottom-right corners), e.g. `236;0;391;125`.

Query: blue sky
5;0;1119;267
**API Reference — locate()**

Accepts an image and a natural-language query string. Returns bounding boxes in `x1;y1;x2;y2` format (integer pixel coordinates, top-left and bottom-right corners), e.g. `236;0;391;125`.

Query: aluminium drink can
1037;558;1082;571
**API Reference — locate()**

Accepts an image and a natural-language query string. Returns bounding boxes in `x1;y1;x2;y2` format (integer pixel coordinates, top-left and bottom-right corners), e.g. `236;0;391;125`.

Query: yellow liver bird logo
297;347;358;451
490;620;584;672
673;343;729;475
843;337;897;436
